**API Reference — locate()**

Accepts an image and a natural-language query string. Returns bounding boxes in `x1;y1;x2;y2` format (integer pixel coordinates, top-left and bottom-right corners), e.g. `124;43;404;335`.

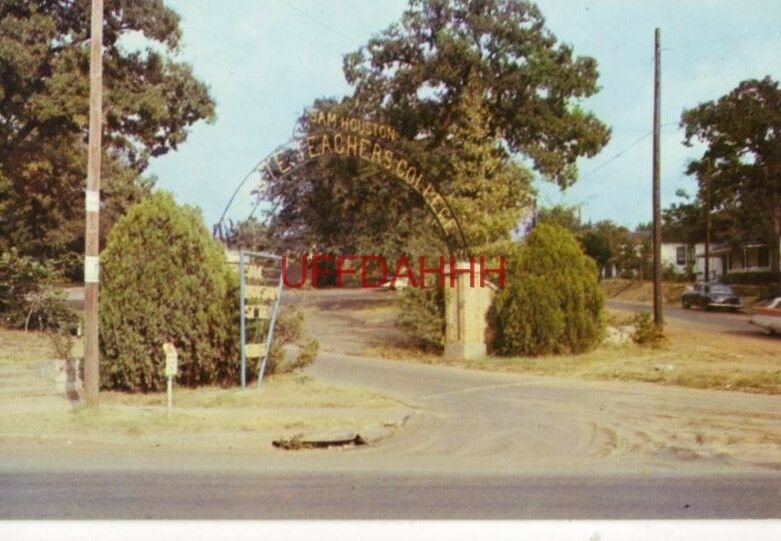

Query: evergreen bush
630;312;666;347
489;223;604;356
99;192;238;391
395;284;445;352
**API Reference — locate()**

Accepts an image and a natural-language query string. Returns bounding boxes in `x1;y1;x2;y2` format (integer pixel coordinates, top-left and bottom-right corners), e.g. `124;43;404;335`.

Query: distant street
607;299;763;336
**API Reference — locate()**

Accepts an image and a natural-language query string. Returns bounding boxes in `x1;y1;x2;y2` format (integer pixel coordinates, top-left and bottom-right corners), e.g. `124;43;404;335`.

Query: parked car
681;282;743;311
748;295;781;335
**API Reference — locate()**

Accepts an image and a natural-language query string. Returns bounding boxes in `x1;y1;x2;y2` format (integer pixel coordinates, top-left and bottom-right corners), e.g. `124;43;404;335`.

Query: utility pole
652;28;663;326
84;0;104;407
703;162;711;282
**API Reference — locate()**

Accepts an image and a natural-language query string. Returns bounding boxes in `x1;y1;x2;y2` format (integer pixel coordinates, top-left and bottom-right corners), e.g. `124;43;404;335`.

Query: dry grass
100;374;399;410
0;327;84;365
601;279;688;304
0;326;403;443
438;321;780;395
0;328;54;365
0;405;367;438
600;278;764;306
0;374;402;440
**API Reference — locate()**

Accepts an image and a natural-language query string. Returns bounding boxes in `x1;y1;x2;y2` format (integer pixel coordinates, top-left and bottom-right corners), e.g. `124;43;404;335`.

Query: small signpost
238;251;284;389
163;342;178;418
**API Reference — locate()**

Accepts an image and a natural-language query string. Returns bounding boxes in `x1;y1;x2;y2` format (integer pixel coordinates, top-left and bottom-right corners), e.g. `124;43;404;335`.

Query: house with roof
661;240;778;281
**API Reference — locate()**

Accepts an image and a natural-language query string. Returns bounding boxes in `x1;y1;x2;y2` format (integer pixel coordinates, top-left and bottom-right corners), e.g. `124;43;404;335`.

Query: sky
145;0;781;232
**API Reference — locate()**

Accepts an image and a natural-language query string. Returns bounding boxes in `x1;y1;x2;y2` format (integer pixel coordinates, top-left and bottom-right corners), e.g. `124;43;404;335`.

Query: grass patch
0;405;365;437
402;320;781;395
0;374;403;440
0;328;54;365
601;278;687;304
100;374;399;410
0;327;84;366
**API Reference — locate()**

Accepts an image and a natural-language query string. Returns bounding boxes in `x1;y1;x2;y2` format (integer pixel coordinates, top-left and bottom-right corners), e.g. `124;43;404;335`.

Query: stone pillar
444;260;495;360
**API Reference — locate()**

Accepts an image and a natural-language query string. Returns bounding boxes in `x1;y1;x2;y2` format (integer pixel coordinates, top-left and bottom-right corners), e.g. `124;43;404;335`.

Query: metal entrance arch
213;129;470;258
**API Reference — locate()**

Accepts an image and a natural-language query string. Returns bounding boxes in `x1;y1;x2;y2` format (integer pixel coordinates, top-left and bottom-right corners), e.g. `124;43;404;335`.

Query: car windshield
709;285;733;294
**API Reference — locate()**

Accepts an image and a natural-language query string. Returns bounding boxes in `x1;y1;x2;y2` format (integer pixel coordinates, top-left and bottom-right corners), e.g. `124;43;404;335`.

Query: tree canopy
344;0;610;188
681;76;781;274
0;0;215;275
263;0;609;259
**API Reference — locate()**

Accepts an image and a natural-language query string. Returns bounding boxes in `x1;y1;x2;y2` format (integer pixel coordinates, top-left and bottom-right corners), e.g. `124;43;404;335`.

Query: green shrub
99;192;239;391
0;249;77;332
395;284;445;352
631;312;665;347
262;306;319;375
489;275;564;355
489;223;605;356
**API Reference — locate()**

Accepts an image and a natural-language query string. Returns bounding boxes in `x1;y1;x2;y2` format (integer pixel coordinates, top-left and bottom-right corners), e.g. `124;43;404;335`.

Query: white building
661;240;779;281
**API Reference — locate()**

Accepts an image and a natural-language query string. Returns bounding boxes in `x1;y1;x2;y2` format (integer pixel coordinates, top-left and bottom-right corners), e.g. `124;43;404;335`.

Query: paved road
607;299;763;335
307;351;781;474
1;471;778;519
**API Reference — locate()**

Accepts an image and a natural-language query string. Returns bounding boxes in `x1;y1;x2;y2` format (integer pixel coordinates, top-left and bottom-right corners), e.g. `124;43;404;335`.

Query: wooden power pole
84;0;104;407
652;28;663;326
704;162;711;282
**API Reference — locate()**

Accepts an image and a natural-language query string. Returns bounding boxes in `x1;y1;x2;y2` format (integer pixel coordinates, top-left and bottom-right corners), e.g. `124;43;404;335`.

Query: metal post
257;263;284;388
83;0;104;407
239;251;246;389
652;27;663;327
167;377;173;418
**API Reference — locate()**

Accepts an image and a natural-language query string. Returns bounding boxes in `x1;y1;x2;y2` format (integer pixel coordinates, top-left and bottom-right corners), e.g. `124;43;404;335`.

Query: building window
676;246;686;265
757;246;770;268
729;249;743;271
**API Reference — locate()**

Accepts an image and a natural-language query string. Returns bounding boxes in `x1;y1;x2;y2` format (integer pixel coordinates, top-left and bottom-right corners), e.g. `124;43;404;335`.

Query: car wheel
682;301;690;309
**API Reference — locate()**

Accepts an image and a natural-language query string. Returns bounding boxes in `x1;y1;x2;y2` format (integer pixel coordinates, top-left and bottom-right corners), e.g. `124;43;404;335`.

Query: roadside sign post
236;250;284;390
163;343;178;418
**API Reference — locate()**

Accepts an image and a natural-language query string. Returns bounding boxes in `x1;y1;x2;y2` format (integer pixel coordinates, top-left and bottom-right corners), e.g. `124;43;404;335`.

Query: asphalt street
607;299;761;335
1;471;777;519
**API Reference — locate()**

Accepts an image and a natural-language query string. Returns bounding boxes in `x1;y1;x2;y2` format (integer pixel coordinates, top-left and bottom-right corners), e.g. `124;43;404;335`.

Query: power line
578;120;683;180
579;131;651;181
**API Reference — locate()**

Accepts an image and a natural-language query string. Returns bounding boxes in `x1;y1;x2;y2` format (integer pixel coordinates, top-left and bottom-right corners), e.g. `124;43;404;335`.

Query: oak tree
0;0;214;274
343;0;610;188
681;76;781;277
